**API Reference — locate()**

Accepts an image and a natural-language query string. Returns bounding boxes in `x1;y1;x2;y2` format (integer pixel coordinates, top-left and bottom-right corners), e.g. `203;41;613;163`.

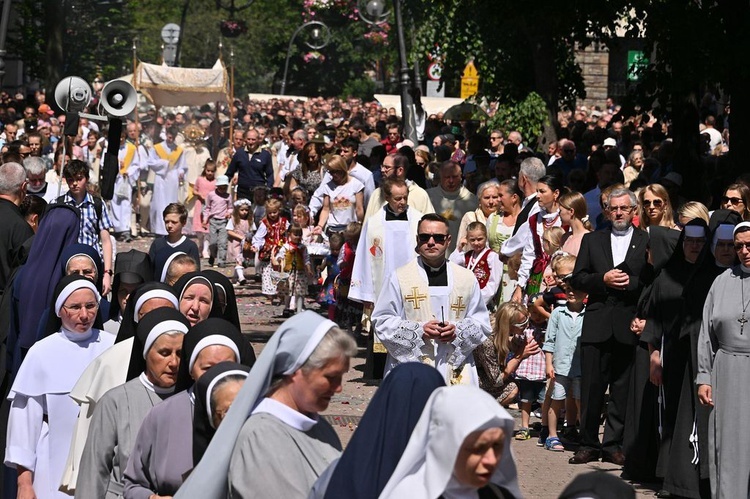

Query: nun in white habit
4;275;115;499
59;283;179;494
379;385;522;499
174;311;358;499
75;308;190;499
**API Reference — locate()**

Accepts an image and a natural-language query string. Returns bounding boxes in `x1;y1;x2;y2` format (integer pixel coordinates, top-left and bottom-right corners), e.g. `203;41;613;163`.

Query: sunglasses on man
417;233;448;244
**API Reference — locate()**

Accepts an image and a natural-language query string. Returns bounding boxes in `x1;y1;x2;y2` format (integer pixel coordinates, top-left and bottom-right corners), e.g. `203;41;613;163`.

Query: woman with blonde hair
677;201;710;226
559;191;593;256
638;183;677;230
414;148;432;185
315;155;365;234
472;302;540;407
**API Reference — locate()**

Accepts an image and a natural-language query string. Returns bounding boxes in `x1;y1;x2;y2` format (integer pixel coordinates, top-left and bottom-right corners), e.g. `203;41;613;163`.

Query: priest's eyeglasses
609;205;634;213
62;302;99;313
735;242;750;251
418;233;448;244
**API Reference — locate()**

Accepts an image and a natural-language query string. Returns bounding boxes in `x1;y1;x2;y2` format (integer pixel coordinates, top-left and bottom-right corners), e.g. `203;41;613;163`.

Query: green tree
9;0;133;87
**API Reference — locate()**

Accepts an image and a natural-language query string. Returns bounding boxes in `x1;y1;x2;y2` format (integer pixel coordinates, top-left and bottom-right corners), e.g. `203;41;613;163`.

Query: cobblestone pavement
122;236;658;498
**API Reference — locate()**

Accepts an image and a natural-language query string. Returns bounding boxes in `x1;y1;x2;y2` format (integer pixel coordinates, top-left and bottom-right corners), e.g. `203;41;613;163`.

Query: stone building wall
575;44;609;109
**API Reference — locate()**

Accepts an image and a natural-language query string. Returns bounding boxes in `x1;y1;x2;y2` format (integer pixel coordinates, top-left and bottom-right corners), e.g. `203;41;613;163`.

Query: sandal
514;428;531;441
545;436;565;452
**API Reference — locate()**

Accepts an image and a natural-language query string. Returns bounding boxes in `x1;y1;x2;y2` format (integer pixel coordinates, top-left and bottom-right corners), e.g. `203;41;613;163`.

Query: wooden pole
229;45;235;157
132;38;142;235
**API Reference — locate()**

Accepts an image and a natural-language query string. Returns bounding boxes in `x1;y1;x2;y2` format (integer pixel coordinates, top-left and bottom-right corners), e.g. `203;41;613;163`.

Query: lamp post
358;0;417;144
280;21;331;96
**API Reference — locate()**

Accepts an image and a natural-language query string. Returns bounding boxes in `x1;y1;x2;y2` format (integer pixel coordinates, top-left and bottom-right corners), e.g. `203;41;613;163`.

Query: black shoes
568;448;601;464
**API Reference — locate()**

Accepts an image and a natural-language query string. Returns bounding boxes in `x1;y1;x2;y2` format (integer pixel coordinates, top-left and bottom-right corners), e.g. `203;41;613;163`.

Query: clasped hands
423;319;456;343
604;269;630;290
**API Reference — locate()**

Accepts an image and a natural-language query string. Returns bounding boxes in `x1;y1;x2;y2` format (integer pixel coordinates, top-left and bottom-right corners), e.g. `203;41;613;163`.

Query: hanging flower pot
220;20;247;38
303;51;326;63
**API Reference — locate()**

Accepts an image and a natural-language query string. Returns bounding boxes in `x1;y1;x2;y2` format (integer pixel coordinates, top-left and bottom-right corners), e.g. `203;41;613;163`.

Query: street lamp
280;21;331;96
358;0;417;144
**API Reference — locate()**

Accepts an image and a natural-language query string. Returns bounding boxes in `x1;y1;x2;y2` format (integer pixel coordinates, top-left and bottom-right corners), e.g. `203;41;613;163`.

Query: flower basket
303;51;326;63
220;20;247;38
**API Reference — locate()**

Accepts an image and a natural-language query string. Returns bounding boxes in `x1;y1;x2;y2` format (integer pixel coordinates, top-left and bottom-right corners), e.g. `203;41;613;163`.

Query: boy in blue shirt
542;254;585;451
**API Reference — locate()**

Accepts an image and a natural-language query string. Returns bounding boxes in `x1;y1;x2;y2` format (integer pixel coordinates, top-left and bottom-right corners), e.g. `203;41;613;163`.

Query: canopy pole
132;38;142;236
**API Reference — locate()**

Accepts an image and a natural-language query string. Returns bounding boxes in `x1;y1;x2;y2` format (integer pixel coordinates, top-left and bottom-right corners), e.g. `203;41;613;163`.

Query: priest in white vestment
111;123;148;239
148;127;187;236
363;153;434;220
372;213;491;385
350;179;421;375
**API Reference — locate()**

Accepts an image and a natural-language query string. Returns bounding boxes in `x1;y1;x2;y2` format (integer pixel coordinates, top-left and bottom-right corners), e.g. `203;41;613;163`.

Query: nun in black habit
623;225;680;483
661;210;741;499
639;220;709;484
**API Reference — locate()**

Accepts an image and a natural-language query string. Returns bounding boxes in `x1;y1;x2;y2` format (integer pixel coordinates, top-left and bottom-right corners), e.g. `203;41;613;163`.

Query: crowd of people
0;90;747;499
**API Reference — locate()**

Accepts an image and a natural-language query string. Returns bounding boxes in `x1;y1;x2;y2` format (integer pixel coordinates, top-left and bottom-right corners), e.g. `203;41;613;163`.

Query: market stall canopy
374;94;464;117
116;60;229;108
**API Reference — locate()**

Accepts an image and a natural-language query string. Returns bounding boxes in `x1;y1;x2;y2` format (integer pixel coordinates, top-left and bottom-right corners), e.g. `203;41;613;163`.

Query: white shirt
611;225;634;267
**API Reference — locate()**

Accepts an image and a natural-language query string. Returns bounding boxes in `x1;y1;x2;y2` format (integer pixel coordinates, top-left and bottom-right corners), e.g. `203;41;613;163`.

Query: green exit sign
627;51;649;82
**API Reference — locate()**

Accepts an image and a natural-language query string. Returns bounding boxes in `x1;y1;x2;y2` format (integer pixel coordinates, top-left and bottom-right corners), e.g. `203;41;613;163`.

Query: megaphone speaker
101;80;137;117
54;76;92;113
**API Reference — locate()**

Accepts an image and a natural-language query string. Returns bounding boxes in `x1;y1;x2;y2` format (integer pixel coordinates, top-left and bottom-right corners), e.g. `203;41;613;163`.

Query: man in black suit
569;187;651;465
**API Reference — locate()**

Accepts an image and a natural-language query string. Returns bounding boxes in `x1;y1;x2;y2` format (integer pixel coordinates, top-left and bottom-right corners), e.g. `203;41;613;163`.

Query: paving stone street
123;236;658;498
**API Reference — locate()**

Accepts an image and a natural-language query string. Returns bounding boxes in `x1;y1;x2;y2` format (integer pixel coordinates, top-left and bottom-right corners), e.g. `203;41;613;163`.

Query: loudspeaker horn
54;76;92;113
100;80;137;118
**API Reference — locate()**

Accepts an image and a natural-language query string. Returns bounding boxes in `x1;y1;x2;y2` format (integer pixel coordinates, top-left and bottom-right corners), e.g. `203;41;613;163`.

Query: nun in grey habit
74;309;190;498
122;318;253;499
174;311;358;499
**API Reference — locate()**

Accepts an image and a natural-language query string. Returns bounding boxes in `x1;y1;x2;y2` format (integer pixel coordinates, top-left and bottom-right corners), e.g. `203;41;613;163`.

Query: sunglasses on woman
722;196;744;205
643;199;663;208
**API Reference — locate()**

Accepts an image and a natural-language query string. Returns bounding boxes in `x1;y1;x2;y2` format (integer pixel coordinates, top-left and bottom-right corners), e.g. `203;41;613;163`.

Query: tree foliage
9;0;133;86
487;92;549;150
7;0;397;99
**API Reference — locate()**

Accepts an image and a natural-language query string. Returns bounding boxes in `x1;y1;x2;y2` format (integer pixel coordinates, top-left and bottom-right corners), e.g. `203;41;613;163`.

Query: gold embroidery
404;286;427;309
451;296;467;318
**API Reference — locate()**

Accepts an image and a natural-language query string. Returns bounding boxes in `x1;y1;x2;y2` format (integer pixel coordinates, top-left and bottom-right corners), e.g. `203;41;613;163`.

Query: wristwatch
104;269;114;276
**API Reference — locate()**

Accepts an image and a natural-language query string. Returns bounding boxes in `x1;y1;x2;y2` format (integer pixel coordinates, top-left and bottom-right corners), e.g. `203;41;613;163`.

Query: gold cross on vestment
451;296;467;317
404;287;427;309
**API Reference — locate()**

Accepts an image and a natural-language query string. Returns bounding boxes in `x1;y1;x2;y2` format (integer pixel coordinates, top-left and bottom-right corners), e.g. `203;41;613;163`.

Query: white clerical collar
139;372;176;395
252;397;318;431
61;326;94;343
612;225;634;237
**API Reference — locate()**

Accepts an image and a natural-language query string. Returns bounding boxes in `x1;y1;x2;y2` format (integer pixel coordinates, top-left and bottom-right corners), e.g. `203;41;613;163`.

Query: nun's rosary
741;273;749;334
